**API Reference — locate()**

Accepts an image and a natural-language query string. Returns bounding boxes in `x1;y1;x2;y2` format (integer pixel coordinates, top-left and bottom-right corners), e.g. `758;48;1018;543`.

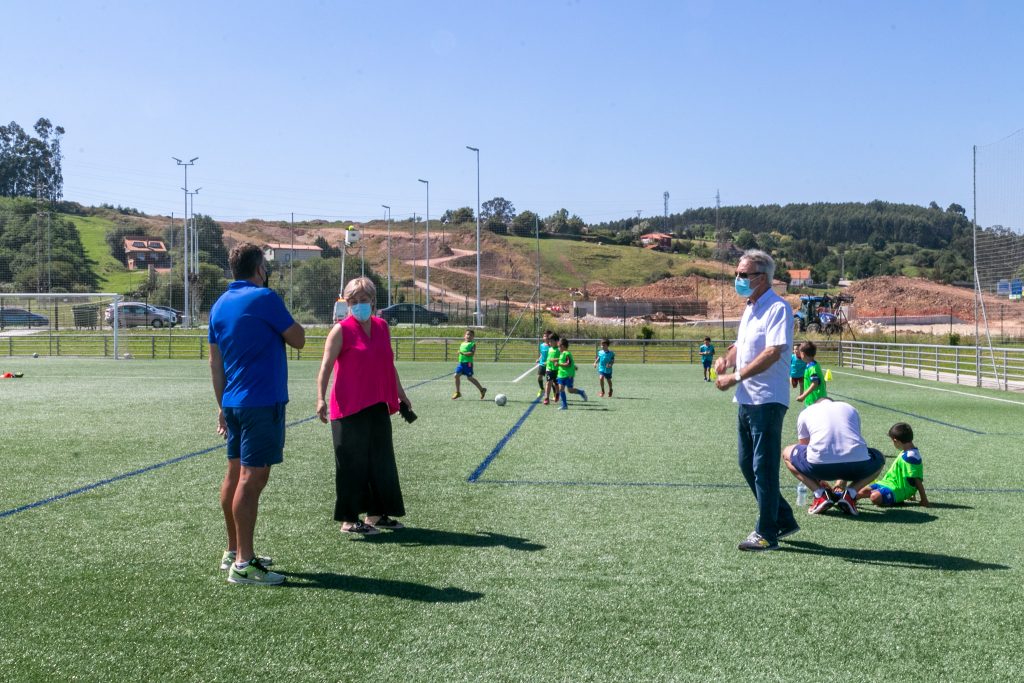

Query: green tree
441;207;474;224
481;197;515;229
0;118;65;200
510;210;542;237
545;208;585;235
314;235;340;258
734;228;757;250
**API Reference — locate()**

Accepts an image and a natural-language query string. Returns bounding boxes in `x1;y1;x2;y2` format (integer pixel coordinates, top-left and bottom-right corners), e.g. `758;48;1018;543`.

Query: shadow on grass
279;572;483;602
782;540;1009;572
922;502;974;510
362;528;545;551
838;508;939;525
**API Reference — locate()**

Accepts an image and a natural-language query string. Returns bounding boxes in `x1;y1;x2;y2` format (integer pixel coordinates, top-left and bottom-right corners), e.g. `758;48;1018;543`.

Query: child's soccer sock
560;392;568;408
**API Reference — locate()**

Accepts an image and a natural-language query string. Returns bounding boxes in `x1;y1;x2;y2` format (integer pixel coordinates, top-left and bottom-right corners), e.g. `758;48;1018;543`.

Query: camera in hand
399;400;417;424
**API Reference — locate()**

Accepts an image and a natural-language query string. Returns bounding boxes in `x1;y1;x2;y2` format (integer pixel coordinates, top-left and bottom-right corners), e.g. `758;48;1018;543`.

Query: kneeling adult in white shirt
783;397;884;516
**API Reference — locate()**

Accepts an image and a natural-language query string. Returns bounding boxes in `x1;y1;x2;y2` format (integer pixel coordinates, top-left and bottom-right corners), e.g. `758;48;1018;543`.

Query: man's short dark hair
888;422;914;443
230;243;264;280
798;341;817;358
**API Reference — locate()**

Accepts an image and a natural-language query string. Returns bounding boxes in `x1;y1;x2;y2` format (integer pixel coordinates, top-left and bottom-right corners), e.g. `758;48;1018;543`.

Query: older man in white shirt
714;249;798;551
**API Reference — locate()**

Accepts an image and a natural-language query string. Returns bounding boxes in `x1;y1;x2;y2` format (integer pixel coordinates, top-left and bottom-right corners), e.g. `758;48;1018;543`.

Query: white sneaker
227;559;284;585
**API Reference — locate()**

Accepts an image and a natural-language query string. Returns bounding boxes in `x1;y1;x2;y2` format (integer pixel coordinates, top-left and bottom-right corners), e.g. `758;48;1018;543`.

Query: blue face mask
350;302;372;321
734;276;754;298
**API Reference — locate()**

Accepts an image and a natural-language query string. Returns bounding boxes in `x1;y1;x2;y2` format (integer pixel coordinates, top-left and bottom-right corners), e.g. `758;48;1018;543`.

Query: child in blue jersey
594;338;615;397
790;342;807;391
536;330;552;398
699;337;715;382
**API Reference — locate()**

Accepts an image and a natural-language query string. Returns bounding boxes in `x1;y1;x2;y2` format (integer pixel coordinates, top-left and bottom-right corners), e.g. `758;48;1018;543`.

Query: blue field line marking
467;397;543;483
0;374;451;521
830;392;987;435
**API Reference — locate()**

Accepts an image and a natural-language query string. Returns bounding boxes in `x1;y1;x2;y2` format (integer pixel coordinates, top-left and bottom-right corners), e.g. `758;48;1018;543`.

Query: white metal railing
823;340;1024;391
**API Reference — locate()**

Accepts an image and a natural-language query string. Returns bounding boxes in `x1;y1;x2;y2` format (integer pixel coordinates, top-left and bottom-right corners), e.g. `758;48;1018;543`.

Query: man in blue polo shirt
209;243;305;585
715;249;797;551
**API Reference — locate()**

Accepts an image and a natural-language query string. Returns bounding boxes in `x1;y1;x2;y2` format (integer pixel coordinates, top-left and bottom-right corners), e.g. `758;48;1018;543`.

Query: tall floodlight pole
173;156;198;327
467;146;482;326
418;179;430;308
382;204;392;307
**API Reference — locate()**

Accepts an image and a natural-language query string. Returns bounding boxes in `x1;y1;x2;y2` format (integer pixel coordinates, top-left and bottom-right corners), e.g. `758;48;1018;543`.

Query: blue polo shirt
209;281;295;408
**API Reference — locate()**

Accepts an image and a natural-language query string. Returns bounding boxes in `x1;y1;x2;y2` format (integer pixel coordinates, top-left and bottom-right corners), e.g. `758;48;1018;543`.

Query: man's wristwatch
734;370;742;383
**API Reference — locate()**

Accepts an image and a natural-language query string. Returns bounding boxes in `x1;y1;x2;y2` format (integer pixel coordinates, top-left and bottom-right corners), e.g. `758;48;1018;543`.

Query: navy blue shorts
598;371;612;379
790;444;884;482
702;360;713;369
557;376;574;389
224;403;286;468
455;362;474;377
869;483;896;505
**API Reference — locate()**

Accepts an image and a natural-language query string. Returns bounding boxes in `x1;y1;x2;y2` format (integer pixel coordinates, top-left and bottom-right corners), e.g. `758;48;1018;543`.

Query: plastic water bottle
796;482;808;506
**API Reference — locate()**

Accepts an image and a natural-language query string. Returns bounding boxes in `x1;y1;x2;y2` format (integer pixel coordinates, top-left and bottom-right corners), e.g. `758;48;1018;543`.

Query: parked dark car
378;303;449;326
0;307;50;328
104;302;177;328
150;305;184;325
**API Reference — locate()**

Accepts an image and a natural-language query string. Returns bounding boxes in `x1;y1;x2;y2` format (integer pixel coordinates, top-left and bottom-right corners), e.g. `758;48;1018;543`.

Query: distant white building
789;269;813;287
263;243;322;264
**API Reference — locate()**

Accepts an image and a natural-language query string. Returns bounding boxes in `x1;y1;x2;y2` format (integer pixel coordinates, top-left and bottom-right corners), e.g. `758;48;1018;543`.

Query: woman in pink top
316;277;411;535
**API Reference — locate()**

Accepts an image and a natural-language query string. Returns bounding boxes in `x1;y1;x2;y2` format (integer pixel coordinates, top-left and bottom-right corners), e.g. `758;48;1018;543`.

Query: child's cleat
542;398;549;405
220;550;273;571
599;391;605;397
579;390;588;402
537;390;543;397
558;405;567;410
607;390;612;397
480;388;487;400
227;558;284;585
836;489;859;516
451;392;461;400
737;531;778;551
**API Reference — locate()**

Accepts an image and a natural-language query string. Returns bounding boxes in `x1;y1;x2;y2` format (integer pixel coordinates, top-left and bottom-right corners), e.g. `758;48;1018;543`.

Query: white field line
832;370;1024;406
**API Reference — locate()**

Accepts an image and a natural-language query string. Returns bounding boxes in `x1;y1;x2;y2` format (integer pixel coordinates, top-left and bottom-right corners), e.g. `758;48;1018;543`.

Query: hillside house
789;269;813;287
263;243;323;264
639;232;672;251
124;238;171;270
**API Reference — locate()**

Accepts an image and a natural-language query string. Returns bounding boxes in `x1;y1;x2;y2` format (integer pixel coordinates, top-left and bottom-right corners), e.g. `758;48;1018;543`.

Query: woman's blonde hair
343;277;377;303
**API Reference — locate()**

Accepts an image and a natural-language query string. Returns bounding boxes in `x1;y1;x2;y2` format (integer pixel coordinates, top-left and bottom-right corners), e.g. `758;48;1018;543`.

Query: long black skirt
331;402;406;523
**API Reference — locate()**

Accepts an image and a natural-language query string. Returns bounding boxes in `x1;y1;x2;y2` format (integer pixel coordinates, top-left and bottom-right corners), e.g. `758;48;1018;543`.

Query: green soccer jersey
803;361;827;406
546;347;560;371
557;350;576;379
874;448;924;503
459;340;476;364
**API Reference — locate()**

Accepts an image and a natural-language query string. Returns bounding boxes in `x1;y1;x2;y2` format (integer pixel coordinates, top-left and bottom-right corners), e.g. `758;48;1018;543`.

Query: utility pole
418;179;430;308
382;205;392;308
173;157;198;327
664;191;669;229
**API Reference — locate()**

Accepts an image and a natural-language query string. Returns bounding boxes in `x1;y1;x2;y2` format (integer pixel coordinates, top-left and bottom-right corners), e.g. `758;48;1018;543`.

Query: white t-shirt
797;399;870;465
734;288;793;406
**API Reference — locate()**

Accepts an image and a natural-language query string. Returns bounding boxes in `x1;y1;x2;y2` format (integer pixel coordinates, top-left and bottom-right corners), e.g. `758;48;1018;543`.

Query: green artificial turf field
1;358;1023;681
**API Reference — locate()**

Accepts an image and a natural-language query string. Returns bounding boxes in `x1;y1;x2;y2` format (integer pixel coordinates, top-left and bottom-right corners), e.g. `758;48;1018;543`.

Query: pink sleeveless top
328;316;400;420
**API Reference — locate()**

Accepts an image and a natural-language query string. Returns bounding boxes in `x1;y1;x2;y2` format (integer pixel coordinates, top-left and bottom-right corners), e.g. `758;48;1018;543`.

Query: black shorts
546;369;558;382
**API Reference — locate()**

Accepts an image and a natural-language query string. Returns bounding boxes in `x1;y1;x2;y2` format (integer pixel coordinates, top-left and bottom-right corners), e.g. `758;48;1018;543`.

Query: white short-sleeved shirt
796;400;870;465
734;288;793;406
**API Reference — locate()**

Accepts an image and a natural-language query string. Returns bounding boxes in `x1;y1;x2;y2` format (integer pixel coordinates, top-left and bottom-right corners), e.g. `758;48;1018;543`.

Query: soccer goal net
0;292;124;358
974;129;1024;387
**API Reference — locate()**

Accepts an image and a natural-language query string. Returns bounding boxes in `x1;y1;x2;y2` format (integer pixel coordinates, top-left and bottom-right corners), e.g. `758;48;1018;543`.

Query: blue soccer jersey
597;349;615;374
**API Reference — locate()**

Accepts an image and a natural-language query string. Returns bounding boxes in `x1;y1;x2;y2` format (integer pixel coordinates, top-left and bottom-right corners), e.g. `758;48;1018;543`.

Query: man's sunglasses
735;271;763;278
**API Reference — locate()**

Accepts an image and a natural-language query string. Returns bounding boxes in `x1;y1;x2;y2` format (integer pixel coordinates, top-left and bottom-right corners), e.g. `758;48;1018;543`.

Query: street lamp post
466;146;482;326
173;156;198;327
418;178;430;308
382;204;392;308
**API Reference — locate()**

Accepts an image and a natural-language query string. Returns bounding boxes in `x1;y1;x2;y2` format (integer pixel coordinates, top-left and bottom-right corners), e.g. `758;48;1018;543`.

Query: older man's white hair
741;249;776;283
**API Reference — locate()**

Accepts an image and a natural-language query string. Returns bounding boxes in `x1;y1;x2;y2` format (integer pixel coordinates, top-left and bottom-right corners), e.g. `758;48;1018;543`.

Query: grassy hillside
503;235;723;291
64;214;139;293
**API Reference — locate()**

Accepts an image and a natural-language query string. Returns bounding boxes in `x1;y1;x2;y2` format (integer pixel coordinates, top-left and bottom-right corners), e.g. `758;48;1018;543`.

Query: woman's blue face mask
350;302;372;321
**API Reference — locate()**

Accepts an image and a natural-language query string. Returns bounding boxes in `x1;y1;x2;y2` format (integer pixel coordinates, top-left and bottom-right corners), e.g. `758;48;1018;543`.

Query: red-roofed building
639;232;672;251
789;269;813;287
124;238;171;270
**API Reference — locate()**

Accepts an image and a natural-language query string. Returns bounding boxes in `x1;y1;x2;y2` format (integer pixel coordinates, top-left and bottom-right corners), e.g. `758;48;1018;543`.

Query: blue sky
4;1;1022;225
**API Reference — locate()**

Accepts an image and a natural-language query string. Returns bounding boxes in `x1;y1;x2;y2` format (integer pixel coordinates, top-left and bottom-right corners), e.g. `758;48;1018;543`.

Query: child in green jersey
794;341;826;407
857;422;929;507
453;329;487;400
543;333;561;405
556;337;588;409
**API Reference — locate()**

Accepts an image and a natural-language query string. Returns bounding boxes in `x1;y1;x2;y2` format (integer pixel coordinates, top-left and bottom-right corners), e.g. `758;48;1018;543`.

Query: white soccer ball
494;393;507;406
32;352;39;358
